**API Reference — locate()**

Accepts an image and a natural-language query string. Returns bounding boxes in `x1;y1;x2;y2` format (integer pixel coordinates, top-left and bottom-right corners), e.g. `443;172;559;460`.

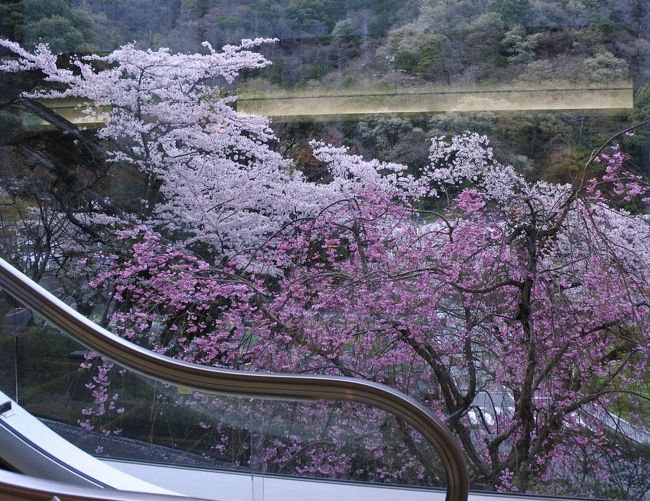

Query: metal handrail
0;257;469;501
0;469;208;500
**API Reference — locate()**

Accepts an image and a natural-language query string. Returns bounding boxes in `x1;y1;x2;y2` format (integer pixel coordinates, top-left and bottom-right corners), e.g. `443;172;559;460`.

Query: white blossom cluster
1;39;419;258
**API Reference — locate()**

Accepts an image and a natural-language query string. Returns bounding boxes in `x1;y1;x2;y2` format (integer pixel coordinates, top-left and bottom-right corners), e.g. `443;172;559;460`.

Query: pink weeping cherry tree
250;133;650;494
88;132;650;496
1;39;650;496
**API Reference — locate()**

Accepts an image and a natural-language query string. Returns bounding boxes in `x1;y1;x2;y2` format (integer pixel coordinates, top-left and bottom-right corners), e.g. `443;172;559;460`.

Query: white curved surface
0;389;181;496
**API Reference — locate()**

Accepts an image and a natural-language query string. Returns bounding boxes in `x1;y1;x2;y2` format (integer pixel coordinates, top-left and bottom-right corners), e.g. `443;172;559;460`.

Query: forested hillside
94;1;650;181
7;0;648;86
2;0;650;182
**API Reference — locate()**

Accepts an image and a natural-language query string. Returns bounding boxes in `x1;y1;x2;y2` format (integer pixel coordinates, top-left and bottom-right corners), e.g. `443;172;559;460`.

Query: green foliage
394;50;419;73
266;57;286;86
24;0;72;20
417;44;440;73
628;85;650;173
180;0;209;19
378;24;449;78
631;85;650;123
331;19;357;38
341;76;355;89
587;14;618;37
491;0;530;26
0;2;24;41
583;51;629;84
303;55;329;81
285;0;346;32
215;15;237;30
502;26;540;64
18;0;96;52
346;0;404;36
25;16;94;53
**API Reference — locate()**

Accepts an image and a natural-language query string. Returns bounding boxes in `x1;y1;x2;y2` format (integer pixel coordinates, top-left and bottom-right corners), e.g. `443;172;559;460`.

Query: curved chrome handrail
0;257;469;501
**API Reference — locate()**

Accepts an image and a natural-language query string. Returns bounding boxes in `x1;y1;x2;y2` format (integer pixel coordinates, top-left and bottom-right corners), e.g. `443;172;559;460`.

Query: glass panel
0;290;447;499
250;399;444;492
0;291;257;497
